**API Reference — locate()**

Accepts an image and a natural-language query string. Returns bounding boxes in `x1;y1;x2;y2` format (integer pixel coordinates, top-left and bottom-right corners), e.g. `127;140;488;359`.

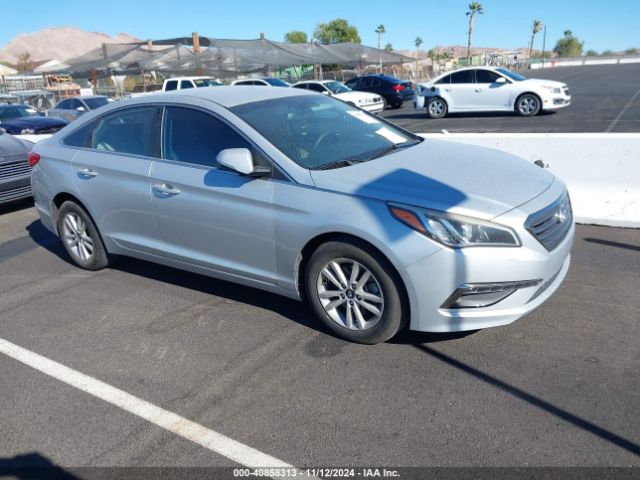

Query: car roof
0;103;30;108
63;95;108;100
143;85;315;108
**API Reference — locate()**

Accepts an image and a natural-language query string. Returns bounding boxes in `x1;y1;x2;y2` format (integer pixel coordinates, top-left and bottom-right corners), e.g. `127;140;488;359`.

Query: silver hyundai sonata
30;87;574;344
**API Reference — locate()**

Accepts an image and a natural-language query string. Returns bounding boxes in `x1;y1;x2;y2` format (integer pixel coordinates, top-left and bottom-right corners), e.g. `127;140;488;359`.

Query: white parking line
0;337;305;476
605;87;640;133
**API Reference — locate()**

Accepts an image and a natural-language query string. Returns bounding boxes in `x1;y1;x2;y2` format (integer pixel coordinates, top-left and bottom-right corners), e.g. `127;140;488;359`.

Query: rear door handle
77;168;98;178
153;183;181;196
475;88;482;93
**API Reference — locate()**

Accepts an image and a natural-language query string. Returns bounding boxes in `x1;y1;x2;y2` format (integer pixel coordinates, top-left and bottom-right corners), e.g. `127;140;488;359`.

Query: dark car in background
47;95;111;123
345;74;414;109
0;129;32;204
0;104;67;135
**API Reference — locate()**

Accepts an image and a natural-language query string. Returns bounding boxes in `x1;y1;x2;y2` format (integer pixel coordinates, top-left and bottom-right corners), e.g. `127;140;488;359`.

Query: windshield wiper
369;140;422;160
315;159;366;170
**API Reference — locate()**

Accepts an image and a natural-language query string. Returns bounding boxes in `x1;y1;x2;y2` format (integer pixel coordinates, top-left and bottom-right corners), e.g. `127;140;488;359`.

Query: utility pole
541;25;547;68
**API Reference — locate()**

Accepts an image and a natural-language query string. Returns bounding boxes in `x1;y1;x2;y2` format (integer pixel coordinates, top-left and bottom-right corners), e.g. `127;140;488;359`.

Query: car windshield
0;105;38;119
84;98;110;110
194;78;222;87
495;68;528;82
231;95;421;169
264;78;290;87
324;81;351;94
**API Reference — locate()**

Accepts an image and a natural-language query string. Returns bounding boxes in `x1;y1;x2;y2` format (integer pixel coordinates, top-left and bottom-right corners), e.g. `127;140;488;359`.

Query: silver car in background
47;95;111;123
30;87;574;344
0;129;32;204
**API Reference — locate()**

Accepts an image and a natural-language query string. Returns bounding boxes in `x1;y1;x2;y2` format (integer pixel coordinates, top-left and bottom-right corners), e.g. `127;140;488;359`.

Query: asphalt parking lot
381;63;640;133
0;198;639;476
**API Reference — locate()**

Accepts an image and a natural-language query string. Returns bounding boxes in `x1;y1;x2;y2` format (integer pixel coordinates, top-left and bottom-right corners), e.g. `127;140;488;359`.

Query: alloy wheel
62;212;94;261
518;96;538;115
316;258;385;331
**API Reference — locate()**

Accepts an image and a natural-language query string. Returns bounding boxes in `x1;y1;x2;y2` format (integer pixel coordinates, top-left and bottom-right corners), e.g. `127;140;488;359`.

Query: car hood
335;91;380;102
522;78;566;88
0;116;67;130
309;138;555;220
0;132;31;159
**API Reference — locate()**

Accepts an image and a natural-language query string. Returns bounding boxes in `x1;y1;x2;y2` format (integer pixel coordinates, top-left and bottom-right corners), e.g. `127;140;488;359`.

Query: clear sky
2;0;639;53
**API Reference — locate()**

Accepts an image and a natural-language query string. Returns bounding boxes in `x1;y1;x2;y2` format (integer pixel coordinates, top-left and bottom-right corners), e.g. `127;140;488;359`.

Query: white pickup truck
129;77;223;98
162;77;223;91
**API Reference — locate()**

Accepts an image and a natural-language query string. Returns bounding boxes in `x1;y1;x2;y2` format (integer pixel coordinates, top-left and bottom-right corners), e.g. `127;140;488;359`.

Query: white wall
422;133;640;228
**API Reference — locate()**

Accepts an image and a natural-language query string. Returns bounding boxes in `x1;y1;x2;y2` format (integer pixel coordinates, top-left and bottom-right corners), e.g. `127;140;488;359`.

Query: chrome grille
0;156;30;180
0;184;31;203
526;191;573;251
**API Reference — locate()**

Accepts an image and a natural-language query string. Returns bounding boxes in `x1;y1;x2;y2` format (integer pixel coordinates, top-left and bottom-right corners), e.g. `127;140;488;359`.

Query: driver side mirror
321;91;331;96
217;148;270;177
495;77;507;84
76;106;86;111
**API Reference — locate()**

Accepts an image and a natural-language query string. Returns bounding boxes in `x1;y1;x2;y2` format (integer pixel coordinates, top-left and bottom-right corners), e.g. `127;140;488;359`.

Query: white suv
414;67;571;118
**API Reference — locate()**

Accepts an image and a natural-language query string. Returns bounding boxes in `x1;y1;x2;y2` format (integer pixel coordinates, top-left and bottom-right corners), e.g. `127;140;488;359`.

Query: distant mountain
398;45;529;59
0;26;140;64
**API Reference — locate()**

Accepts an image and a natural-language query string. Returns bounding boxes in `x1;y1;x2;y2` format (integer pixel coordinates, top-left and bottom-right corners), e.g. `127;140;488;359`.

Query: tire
391;100;403;109
305;240;407;344
426;97;448;118
515;93;541;116
381;97;388;110
57;201;110;270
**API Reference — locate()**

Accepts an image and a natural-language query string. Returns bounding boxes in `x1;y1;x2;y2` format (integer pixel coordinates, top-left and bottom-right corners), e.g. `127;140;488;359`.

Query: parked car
162;77;223;92
231;78;290;87
414;67;571;118
0;104;67;135
292;80;385;114
0;129;32;204
345;74;414;109
31;87;573;344
48;95;111;123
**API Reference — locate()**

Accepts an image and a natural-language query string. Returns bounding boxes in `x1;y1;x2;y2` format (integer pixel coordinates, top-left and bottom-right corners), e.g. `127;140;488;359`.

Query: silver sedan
30;87;573;344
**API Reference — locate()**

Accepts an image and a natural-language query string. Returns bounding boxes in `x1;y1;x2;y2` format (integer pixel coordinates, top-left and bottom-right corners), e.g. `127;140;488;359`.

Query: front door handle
153;183;181;196
445;88;452;92
475;88;482;93
77;168;98;178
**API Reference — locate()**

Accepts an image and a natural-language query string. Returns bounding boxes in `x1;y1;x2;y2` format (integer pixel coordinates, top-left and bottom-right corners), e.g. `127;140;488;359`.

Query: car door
70;106;163;255
474;69;512;111
149;105;277;284
444;70;477;111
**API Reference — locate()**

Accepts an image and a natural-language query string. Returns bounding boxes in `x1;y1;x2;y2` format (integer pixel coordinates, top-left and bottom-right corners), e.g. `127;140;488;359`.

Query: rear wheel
57;201;110;270
427;97;448;118
305;240;407;344
516;93;541;116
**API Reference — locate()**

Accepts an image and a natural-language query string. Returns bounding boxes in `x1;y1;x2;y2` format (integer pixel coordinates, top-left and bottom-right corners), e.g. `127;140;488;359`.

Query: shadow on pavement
413;344;640;457
0;453;80;479
584;237;640;252
0;197;33;216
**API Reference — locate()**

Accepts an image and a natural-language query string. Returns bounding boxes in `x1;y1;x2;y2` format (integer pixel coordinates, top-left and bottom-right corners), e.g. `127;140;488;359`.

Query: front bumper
399;181;574;332
541;92;571;110
360;101;385;114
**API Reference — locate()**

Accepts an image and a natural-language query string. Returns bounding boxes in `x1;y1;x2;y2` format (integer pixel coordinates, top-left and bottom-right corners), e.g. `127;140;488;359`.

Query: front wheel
305;240;407;344
427;97;448;118
516;93;541;116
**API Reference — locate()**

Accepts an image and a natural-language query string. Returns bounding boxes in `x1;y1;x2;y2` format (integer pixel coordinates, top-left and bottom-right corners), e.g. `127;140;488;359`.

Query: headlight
389;205;520;248
20;128;35;134
541;85;562;94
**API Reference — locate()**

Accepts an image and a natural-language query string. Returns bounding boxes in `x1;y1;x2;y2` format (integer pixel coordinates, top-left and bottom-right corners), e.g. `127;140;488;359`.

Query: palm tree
375;24;386;49
529;20;543;57
466;2;484;63
415;37;423;79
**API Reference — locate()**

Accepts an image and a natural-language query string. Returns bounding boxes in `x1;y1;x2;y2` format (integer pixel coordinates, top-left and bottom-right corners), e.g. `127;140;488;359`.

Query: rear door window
92;107;160;157
475;69;502;83
450;71;475;84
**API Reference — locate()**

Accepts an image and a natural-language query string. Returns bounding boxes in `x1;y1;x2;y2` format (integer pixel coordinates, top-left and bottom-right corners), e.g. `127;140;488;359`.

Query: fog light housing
441;280;542;309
